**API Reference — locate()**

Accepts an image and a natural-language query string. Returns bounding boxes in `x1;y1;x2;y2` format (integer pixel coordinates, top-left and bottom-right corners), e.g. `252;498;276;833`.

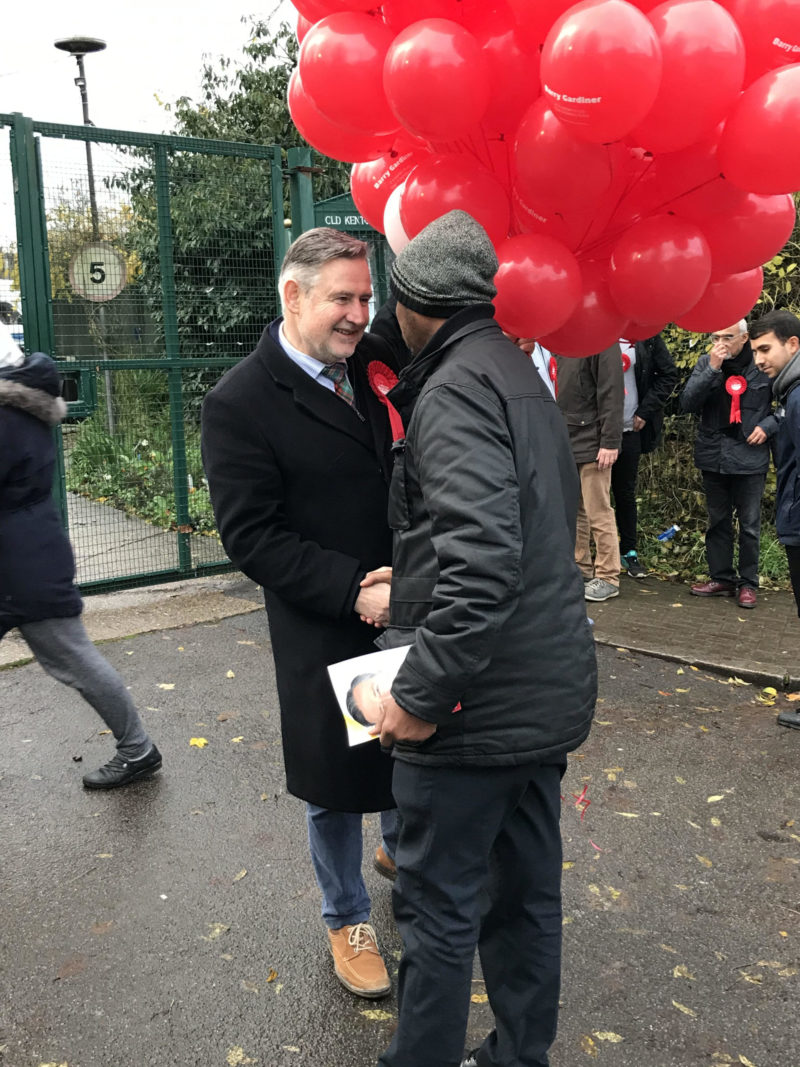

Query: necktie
321;361;356;408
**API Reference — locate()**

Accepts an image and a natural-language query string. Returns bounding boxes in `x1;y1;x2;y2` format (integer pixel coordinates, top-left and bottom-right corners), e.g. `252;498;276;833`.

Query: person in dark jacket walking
201;229;402;999
612;334;678;578
680;321;778;609
367;212;596;1067
0;326;161;789
751;309;800;730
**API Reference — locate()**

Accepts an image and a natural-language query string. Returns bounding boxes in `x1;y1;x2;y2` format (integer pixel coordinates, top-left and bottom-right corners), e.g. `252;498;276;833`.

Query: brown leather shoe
374;845;397;881
737;585;757;609
328;923;390;998
690;579;736;597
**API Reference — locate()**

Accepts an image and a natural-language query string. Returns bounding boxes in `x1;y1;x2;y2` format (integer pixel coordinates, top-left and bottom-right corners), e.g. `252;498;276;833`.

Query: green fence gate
1;111;295;593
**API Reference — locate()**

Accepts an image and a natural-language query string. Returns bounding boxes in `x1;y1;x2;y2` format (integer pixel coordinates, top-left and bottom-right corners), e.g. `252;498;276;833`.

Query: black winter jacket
0;352;81;639
381;307;597;766
632;335;679;454
679;343;777;474
773;353;800;547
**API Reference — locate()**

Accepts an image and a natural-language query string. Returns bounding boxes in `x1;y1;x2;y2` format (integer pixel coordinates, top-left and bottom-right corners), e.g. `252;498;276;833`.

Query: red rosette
725;375;747;424
367;360;405;442
548;355;558;398
621;352;631;373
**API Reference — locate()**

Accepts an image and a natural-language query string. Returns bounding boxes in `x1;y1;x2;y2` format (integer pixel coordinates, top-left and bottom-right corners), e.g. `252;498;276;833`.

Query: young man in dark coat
751;309;800;730
613;333;679;578
0;326;160;789
680;320;778;609
201;229;400;998
366;212;597;1067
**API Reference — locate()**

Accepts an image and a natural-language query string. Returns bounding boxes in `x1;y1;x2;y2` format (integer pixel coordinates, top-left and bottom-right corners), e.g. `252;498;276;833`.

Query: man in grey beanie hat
367;211;597;1067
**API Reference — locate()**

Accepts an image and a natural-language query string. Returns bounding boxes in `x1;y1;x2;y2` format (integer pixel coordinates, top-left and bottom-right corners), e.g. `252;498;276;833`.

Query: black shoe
622;551;647;579
461;1052;480;1067
82;745;162;789
778;709;800;730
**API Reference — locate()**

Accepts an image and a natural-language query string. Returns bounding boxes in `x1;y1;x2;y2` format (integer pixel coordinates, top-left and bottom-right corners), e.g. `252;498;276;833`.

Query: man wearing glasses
680;320;778;609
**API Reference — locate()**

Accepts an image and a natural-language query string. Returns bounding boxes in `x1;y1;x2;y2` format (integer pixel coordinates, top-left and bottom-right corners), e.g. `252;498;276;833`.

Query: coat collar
254;319;394;476
0;379;66;425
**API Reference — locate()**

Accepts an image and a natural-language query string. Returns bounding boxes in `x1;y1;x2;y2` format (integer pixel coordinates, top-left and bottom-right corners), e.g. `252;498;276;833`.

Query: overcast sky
1;0;298;246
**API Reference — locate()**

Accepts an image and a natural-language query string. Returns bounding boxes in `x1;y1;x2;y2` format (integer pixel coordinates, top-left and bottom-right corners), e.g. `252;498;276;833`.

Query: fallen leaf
780;931;788;937
233;869;247;883
710;816;722;827
660;944;678;953
616;647;629;653
240;979;259;993
690;665;699;671
727;676;749;687
675;776;686;785
189;737;208;748
606;886;621;900
98;729;111;736
202;923;230;941
677;667;685;675
676;688;690;693
157;683;175;691
671;603;683;608
672;1000;697;1017
707;795;725;804
361;1009;394;1021
226;670;235;679
94;853;113;859
267;968;278;982
763;686;777;697
470;993;489;1003
580;1035;598;1057
615;812;639;818
756;694;776;706
594;1032;623;1043
260;793;269;801
230;736;245;743
281;1048;300;1054
787;693;800;701
696;854;713;868
237;640;257;645
739;1057;757;1067
673;964;695;980
658;691;673;696
562;916;574;925
226;1049;256;1066
594;719;614;725
779;967;798;977
563;861;575;870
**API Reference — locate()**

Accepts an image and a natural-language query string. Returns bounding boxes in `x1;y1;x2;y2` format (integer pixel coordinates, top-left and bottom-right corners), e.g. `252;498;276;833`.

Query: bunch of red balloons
288;0;800;356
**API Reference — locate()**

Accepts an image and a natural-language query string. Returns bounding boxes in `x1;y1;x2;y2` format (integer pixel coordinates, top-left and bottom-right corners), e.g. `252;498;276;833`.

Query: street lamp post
54;36;115;432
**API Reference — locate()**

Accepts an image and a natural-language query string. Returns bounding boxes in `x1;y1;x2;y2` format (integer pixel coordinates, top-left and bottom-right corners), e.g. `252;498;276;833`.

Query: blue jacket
773;353;800;547
0;352;82;638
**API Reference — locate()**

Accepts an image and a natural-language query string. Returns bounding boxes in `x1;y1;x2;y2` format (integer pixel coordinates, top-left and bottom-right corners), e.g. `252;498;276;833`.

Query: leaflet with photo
327;645;412;747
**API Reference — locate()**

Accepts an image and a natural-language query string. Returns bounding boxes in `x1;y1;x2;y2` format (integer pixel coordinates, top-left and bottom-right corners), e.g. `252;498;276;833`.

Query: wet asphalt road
1;614;798;1067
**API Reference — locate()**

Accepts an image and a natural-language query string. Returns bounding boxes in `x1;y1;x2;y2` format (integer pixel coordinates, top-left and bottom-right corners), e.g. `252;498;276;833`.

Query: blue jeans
306;805;398;929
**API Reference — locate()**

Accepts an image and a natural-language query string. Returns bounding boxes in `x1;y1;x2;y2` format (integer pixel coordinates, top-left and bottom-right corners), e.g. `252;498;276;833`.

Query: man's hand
747;426;767;446
709;341;729;370
596;448;619;471
632;415;646;432
368;693;437;748
355;579;390;628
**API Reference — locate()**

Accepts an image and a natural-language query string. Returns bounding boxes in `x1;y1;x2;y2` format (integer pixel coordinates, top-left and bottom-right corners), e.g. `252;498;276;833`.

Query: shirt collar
278;321;332;383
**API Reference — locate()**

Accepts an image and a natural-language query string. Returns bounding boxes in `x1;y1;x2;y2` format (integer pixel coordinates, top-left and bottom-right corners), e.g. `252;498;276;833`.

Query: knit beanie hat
390;210;498;318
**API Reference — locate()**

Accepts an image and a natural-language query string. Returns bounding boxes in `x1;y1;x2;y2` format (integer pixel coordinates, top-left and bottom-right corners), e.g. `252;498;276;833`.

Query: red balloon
622;320;667;341
400;155;511;246
493;234;582;338
288;70;398;163
719;65;800;194
383;19;491;141
469;4;540;137
296;14;313;44
675;267;764;333
506;0;576;50
381;0;462;30
350;146;425;232
293;0;374;19
630;0;744;153
609;215;712;323
729;0;800;84
538;259;627;356
541;0;663;144
299;13;399;137
676;189;796;278
514;99;616;215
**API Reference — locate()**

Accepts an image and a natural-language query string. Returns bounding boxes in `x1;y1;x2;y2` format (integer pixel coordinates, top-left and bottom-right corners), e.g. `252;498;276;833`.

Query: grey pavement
1;576;799;1067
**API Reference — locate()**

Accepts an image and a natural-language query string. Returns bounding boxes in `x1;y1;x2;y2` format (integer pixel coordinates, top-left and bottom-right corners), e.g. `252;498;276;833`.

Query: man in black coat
366;212;597;1067
680;320;777;610
201;229;401;999
612;333;678;578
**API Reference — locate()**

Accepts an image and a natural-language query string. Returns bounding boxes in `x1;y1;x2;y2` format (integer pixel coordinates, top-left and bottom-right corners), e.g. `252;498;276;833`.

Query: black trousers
610;431;642;555
702;470;766;588
786;544;800;618
378;759;566;1067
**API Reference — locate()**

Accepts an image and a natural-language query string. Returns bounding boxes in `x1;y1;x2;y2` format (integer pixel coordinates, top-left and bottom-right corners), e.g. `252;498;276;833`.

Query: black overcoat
201;321;398;812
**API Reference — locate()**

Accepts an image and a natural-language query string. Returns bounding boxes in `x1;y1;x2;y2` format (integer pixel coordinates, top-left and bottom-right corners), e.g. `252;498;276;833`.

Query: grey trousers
18;615;151;759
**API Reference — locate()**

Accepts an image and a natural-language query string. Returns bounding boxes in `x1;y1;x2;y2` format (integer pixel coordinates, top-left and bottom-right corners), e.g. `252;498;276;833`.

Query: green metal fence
1;112;288;592
1;119;392;594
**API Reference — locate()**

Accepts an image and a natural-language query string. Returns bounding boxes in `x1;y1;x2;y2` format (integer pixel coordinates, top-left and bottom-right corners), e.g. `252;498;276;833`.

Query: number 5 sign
69;241;127;302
